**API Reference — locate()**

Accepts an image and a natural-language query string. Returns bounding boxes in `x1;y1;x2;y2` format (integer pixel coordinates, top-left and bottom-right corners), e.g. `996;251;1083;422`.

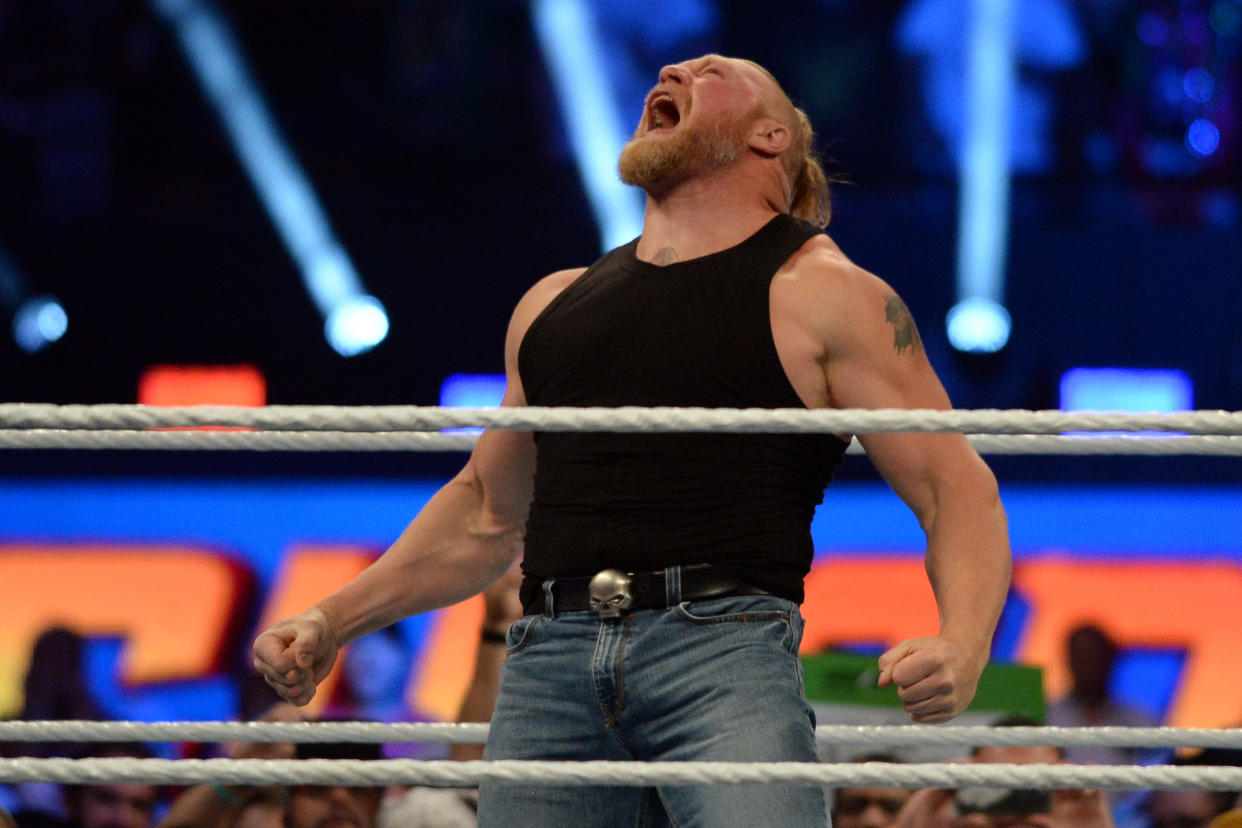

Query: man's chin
618;145;688;192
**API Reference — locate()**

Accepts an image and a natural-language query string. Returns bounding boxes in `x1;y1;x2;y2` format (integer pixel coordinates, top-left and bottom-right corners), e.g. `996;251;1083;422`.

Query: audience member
157;703;299;828
1048;625;1159;767
831;753;911;828
2;627;107;825
60;743;161;828
1144;788;1234;828
322;622;443;761
1210;804;1242;828
895;717;1114;828
287;741;385;828
1142;754;1239;828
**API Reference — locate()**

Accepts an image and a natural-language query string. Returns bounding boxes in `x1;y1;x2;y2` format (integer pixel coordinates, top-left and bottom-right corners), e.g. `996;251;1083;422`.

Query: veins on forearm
884;294;922;355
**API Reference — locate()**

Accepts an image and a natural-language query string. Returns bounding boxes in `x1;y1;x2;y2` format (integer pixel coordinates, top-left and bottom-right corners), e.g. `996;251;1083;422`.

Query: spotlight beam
151;0;388;356
950;0;1015;353
531;0;645;251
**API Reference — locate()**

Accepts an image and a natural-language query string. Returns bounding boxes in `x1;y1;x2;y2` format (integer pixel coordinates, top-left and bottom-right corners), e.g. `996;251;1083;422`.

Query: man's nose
658;64;691;86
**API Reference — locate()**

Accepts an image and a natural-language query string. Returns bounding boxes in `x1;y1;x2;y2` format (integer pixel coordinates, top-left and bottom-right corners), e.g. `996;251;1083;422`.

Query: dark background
1;0;1238;482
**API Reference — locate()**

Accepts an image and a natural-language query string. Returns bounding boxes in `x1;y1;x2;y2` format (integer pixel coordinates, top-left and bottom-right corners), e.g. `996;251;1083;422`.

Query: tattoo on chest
884;294;922;355
652;247;678;266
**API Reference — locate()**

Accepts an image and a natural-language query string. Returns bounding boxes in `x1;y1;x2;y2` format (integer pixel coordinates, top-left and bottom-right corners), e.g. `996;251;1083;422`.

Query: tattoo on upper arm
884;294;923;355
652;247;678;266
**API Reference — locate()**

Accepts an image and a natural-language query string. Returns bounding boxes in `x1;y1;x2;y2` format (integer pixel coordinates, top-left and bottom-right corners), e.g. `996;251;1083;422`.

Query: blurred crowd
2;590;1240;828
0;566;522;828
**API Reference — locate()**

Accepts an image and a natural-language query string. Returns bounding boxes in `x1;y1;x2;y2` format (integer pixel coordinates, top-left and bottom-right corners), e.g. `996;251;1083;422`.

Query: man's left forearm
925;484;1012;671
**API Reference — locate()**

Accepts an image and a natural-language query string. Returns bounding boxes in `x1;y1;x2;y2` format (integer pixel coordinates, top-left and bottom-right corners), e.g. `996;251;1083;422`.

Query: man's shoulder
515;267;587;315
506;267;589;346
535;266;588;300
775;234;888;308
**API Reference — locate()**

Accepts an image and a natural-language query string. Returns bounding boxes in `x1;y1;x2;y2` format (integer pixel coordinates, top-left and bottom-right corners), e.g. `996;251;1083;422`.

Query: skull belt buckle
588;568;635;619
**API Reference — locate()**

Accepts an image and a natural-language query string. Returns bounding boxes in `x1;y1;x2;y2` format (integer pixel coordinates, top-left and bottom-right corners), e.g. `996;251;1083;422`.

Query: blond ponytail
742;59;835;228
786;106;832;228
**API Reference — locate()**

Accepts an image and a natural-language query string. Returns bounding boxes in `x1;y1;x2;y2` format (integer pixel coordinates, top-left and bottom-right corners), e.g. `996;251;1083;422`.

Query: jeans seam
654;788;682;828
593;620;612;726
615;615;632;718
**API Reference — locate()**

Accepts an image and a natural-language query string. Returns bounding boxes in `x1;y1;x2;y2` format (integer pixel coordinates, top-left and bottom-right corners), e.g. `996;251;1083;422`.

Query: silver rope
3;429;1242;455
4;721;1241;750
2;758;1240;790
2;404;1240;435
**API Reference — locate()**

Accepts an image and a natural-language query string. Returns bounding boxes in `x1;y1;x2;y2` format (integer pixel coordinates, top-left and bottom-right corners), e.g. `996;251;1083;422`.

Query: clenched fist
877;636;982;724
251;608;340;706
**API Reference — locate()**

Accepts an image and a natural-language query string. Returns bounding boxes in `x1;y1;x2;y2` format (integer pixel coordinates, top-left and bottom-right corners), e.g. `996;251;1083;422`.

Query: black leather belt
522;564;770;617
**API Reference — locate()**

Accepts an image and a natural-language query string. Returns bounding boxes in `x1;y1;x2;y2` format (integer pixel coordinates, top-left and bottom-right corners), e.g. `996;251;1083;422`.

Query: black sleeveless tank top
517;213;849;604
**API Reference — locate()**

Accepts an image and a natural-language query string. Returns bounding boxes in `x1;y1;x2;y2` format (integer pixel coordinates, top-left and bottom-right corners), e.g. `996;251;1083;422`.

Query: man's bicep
822;275;951;414
467;426;536;528
822;279;965;517
466;267;584;527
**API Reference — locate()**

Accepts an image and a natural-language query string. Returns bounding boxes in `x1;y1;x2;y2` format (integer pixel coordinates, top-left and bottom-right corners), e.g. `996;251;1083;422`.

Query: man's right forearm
313;466;525;647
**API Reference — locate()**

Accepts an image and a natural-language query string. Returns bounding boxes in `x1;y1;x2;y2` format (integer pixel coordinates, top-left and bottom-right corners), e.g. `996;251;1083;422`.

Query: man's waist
519;563;781;617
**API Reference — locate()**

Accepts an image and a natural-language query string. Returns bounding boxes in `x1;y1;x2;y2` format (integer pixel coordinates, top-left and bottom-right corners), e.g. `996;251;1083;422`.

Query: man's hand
877;636;982;723
251;608;340;706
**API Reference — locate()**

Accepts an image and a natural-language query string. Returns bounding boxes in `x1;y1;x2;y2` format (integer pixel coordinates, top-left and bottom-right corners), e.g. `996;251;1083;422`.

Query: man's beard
617;110;753;193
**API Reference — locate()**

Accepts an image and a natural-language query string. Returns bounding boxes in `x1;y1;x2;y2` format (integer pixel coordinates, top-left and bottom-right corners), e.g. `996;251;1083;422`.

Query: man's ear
748;118;791;157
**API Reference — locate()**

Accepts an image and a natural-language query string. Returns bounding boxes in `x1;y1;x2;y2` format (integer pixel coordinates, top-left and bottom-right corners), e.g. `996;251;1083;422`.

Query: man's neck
634;166;786;265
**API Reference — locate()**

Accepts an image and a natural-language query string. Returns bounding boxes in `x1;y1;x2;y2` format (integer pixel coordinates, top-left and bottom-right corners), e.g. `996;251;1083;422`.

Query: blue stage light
946;297;1011;353
1186;118;1221;157
439;374;507;409
1137;12;1170;46
324;295;389;358
952;0;1015;356
13;296;68;354
152;0;387;357
439;374;506;436
1182;68;1216;103
1059;368;1193;413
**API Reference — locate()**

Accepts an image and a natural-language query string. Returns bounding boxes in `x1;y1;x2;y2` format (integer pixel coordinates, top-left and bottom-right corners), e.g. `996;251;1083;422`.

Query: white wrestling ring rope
4;430;1242;455
4;408;1238;791
1;757;1241;791
2;404;1241;435
5;721;1242;751
4;723;1241;789
2;404;1241;455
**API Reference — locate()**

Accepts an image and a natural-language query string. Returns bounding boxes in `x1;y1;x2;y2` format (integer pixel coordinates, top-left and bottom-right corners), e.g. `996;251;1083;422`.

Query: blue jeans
477;590;828;827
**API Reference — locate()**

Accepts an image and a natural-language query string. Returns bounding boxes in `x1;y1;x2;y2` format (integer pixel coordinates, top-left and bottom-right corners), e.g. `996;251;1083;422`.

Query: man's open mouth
647;93;681;132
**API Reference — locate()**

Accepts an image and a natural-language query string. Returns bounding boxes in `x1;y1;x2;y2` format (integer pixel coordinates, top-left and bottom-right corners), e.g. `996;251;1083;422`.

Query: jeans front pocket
504;614;543;655
672;594;804;656
672;594;792;625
